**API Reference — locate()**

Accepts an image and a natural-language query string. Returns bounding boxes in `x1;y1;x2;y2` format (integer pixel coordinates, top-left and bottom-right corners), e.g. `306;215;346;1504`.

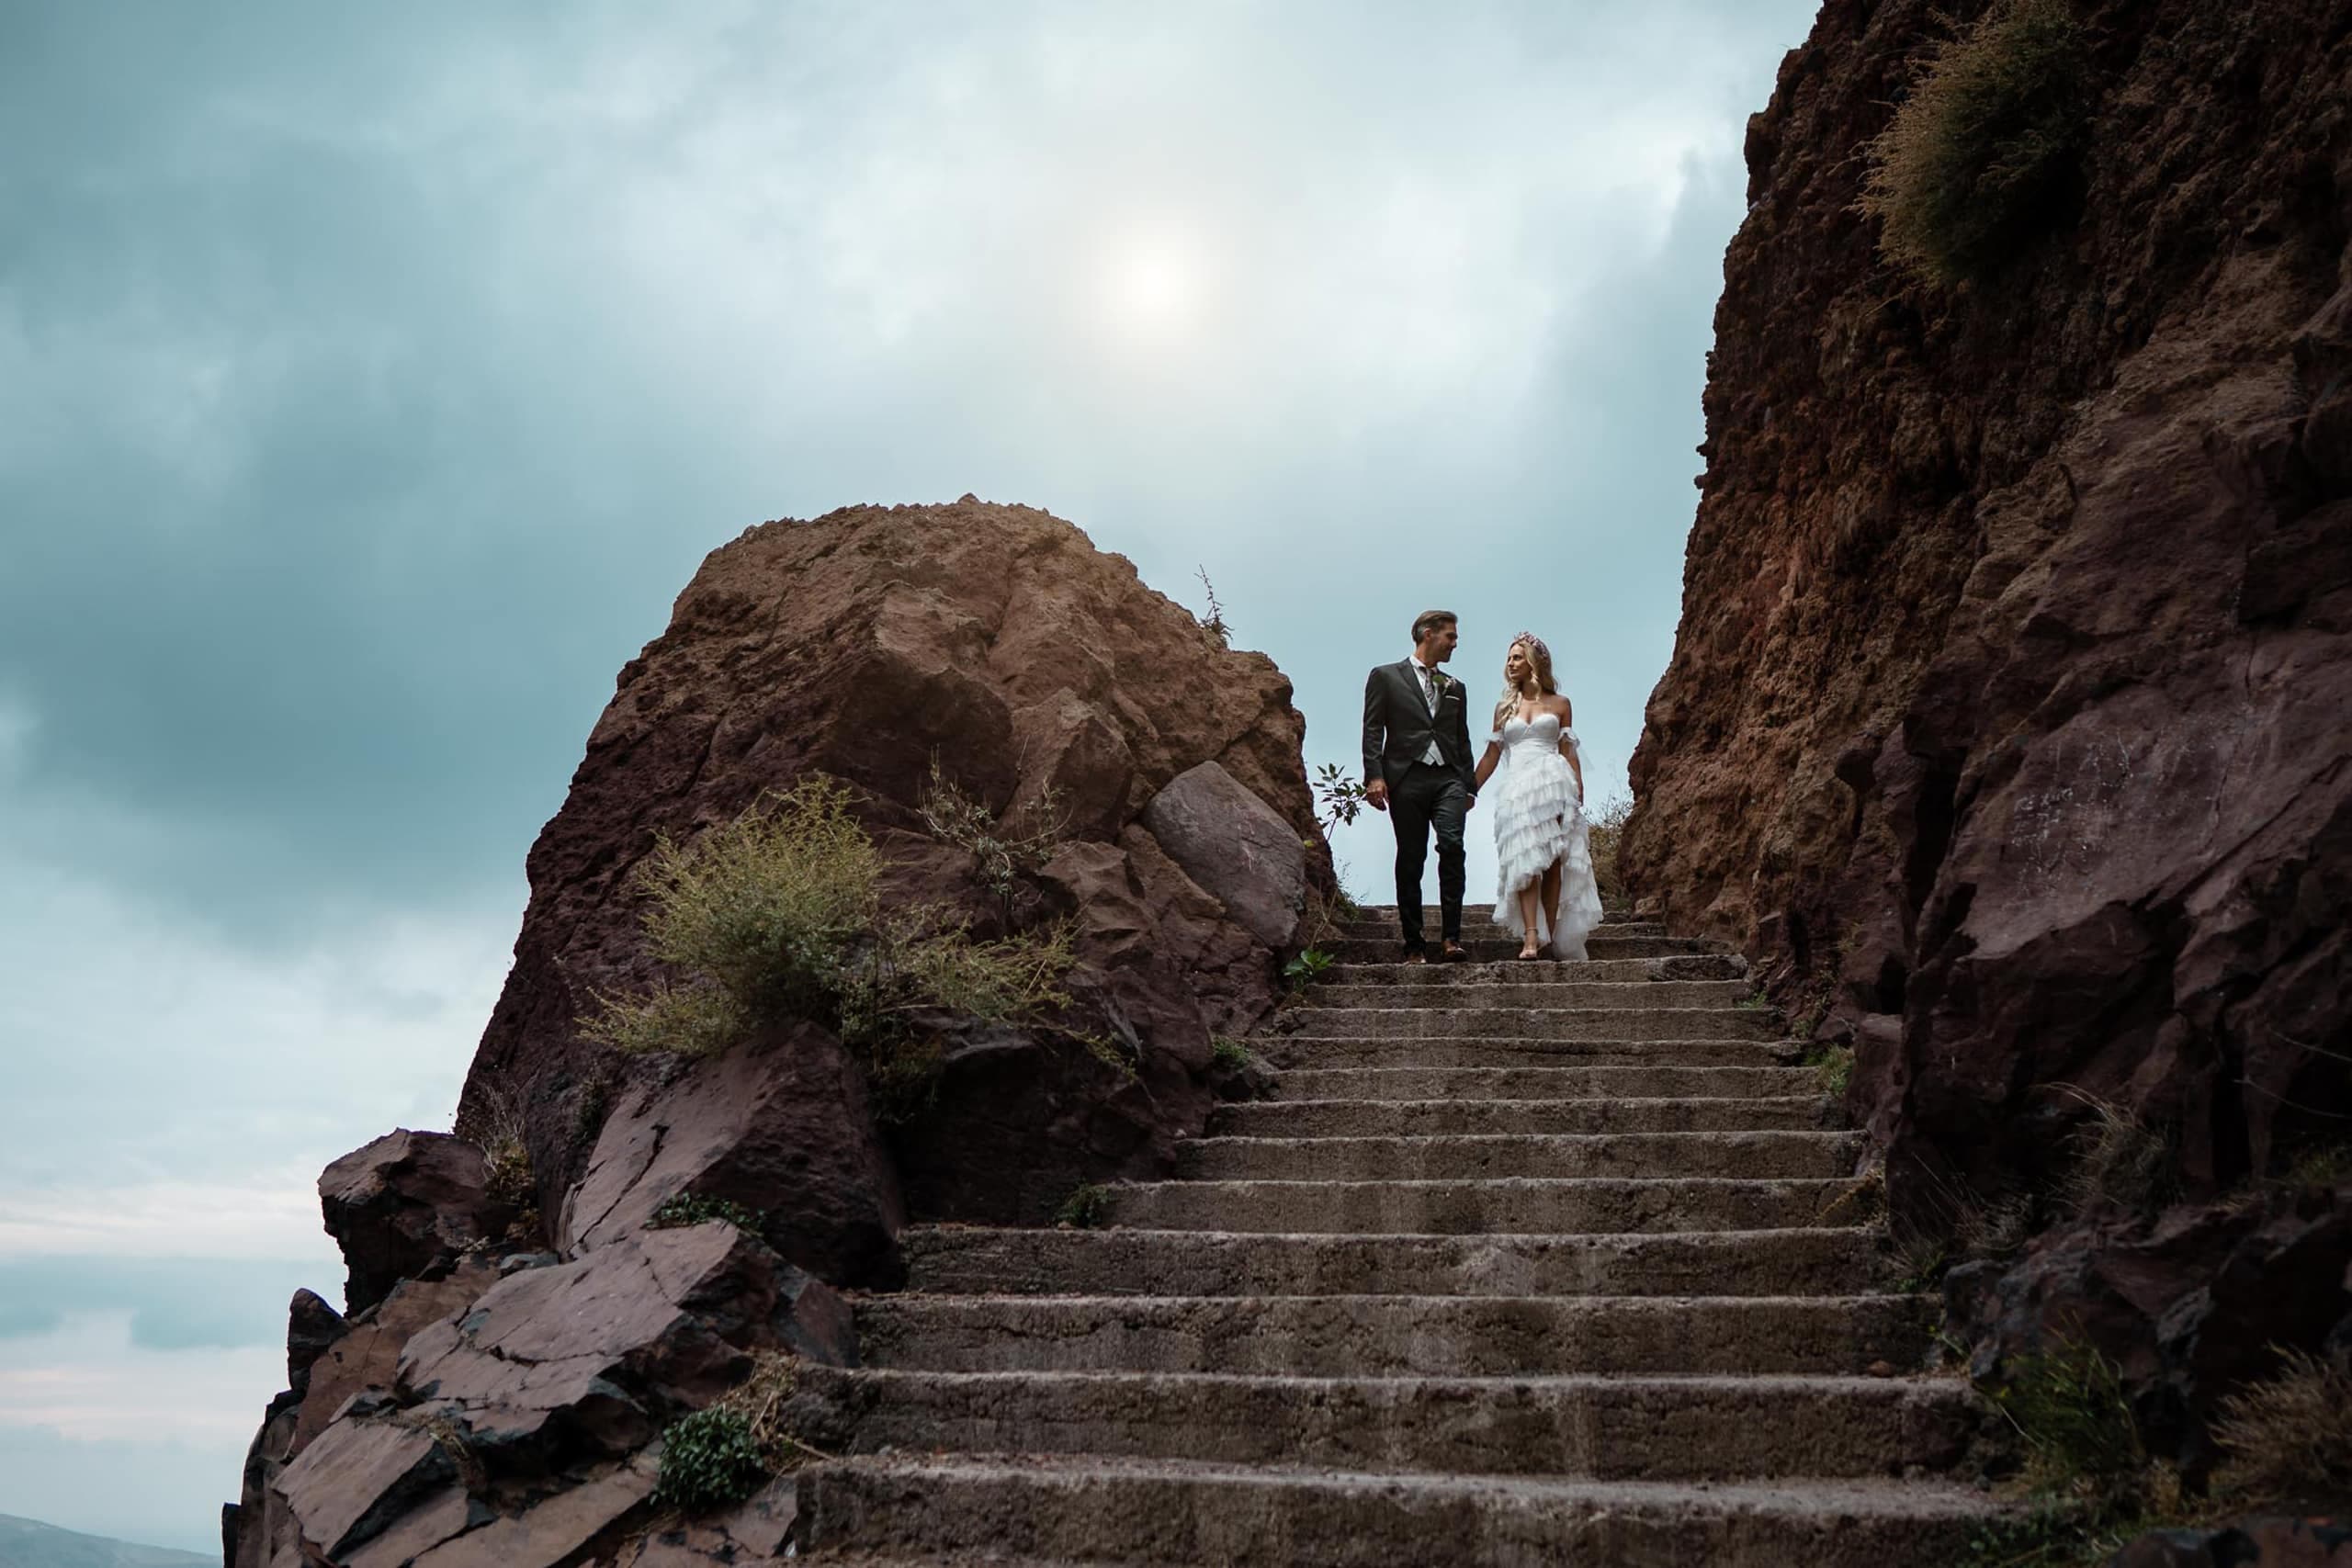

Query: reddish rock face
457;499;1326;1230
1623;2;2352;1218
320;1131;515;1314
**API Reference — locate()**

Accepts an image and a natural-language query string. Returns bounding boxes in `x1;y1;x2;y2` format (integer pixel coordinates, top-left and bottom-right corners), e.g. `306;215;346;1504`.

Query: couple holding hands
1361;609;1603;964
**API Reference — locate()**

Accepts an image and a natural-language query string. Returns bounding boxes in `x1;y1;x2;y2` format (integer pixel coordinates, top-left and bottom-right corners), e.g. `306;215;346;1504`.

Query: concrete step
1340;915;1669;940
788;1366;1989;1483
899;1225;1890;1298
1308;979;1755;1010
854;1293;1939;1378
1106;1177;1863;1235
1256;1037;1799;1070
1268;1066;1818;1100
1208;1095;1830;1137
1284;1007;1781;1041
1175;1132;1865;1182
1325;954;1747;985
796;1454;2011;1567
1325;936;1722;963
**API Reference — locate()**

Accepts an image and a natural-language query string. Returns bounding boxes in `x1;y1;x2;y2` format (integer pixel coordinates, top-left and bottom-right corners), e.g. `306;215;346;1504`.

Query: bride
1472;634;1604;961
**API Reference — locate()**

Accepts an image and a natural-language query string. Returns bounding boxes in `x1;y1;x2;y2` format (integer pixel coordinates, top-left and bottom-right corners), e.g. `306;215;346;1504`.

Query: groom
1362;609;1477;963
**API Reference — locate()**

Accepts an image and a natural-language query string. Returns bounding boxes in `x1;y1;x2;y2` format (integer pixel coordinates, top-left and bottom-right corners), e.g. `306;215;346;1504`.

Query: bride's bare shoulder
1545;693;1575;722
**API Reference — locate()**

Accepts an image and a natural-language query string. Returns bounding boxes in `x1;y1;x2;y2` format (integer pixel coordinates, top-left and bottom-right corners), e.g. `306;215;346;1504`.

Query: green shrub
581;776;1075;1114
1804;1043;1855;1100
648;1192;765;1233
1857;0;2090;288
1989;1339;2144;1498
1210;1037;1253;1072
1057;1182;1114;1228
653;1406;770;1511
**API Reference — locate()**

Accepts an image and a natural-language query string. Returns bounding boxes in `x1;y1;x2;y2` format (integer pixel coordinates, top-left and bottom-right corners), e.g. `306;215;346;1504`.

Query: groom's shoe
1401;945;1429;964
1441;941;1470;963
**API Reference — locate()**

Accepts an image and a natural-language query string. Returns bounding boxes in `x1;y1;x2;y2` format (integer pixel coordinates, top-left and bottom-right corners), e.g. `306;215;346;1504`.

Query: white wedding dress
1487;709;1604;959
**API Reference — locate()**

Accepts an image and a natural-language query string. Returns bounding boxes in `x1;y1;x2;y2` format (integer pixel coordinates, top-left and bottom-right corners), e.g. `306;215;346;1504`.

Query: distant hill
0;1515;210;1568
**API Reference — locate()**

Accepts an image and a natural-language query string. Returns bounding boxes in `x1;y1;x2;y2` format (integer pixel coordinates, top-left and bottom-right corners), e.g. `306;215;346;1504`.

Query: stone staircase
788;908;2009;1564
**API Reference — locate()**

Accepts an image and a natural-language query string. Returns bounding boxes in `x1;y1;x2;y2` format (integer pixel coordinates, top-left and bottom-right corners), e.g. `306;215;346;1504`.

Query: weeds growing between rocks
915;755;1066;921
648;1192;766;1233
582;775;1074;1120
2211;1349;2352;1506
1057;1182;1114;1229
1856;0;2090;288
2054;1088;2177;1215
1584;792;1631;906
1210;1037;1253;1072
653;1351;836;1512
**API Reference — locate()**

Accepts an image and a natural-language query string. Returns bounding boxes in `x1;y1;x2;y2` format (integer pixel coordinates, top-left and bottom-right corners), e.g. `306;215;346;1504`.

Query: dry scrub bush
2057;1089;2177;1215
916;756;1065;919
1585;792;1632;907
1857;0;2089;288
584;776;1073;1117
2212;1349;2352;1506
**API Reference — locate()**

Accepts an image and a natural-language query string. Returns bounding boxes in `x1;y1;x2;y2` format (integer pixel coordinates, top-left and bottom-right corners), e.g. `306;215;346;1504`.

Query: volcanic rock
2111;1517;2352;1568
1620;0;2352;1451
396;1223;847;1473
558;1021;904;1287
1140;760;1309;950
455;499;1326;1230
321;1131;515;1314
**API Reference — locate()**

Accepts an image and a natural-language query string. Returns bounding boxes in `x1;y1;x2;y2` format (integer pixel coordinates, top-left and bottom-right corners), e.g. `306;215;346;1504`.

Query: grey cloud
0;1258;321;1350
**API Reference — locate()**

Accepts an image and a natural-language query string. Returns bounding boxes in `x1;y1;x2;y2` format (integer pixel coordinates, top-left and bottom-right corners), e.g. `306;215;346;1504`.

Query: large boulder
1140;761;1309;951
320;1131;514;1314
396;1223;849;1473
558;1021;905;1287
455;499;1329;1228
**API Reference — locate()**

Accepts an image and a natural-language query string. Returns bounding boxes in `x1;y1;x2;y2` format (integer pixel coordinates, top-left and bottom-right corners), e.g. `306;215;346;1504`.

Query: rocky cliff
1623;0;2352;1472
224;499;1331;1563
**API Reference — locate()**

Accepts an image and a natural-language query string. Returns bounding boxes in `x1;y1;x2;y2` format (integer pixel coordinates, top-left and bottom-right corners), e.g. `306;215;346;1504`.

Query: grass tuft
648;1192;765;1233
2211;1348;2352;1506
1056;1182;1114;1229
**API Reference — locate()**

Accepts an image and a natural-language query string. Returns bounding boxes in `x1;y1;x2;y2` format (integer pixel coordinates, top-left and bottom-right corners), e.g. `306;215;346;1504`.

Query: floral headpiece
1510;632;1551;665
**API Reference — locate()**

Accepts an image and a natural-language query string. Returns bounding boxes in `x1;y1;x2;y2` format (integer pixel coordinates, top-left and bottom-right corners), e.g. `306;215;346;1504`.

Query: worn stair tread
1256;1039;1804;1069
899;1224;1890;1298
1207;1095;1831;1135
1108;1175;1863;1235
797;1452;2015;1567
854;1292;1939;1376
1267;1066;1818;1099
797;1364;1987;1482
1174;1131;1862;1181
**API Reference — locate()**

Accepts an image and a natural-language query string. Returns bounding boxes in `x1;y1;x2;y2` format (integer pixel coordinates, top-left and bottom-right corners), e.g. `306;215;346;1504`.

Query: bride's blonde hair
1492;634;1558;732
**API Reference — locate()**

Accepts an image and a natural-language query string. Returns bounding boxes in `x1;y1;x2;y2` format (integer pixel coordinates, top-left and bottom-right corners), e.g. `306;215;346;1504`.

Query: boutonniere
1430;672;1453;694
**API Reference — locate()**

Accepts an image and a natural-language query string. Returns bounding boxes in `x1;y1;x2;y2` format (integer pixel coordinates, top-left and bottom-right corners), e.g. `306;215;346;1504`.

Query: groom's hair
1410;609;1458;643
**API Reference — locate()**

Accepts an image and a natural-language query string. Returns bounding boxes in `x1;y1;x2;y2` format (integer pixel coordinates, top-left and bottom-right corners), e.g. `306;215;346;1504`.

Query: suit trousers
1389;761;1468;948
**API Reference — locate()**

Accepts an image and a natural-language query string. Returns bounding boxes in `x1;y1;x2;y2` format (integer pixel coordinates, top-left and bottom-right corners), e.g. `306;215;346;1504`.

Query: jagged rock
1946;1186;2352;1474
2111;1517;2352;1567
558;1021;904;1287
1140;760;1308;951
396;1223;848;1472
394;1454;657;1568
286;1289;346;1398
296;1260;500;1454
321;1131;515;1314
272;1415;458;1562
613;1476;795;1566
456;499;1327;1230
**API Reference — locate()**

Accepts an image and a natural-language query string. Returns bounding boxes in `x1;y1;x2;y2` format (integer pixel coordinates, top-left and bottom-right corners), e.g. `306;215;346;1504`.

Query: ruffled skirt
1490;746;1604;959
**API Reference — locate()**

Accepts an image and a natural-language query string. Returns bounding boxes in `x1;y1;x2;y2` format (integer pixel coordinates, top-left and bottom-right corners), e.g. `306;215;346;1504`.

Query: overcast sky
0;0;1818;1547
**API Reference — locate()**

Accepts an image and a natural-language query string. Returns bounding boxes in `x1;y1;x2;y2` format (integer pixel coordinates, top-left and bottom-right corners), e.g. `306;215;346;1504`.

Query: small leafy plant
1282;948;1336;989
915;756;1066;921
653;1406;770;1511
1194;566;1229;645
1312;763;1371;833
1056;1182;1114;1229
1210;1036;1253;1072
1804;1043;1855;1099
